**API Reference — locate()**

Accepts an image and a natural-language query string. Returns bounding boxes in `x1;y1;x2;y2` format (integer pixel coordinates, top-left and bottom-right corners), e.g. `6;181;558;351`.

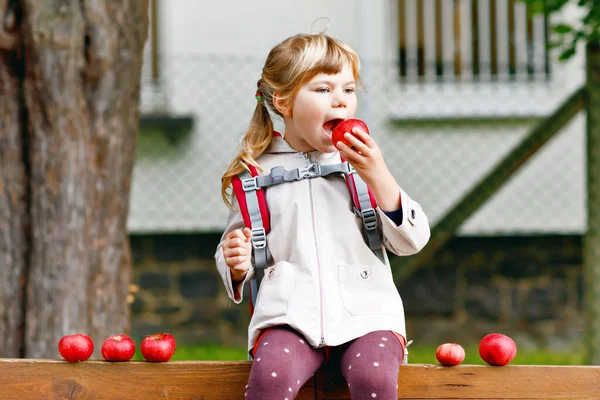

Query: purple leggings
245;326;405;400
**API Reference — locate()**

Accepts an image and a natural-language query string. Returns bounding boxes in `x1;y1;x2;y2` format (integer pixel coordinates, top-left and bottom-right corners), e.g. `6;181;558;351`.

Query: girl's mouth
322;118;344;137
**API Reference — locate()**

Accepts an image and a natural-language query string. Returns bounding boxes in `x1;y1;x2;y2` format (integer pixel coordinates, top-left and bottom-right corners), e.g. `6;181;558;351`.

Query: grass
138;343;586;365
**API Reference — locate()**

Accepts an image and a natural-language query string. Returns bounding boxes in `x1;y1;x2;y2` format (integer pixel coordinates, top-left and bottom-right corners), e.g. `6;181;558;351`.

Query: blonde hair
220;33;361;208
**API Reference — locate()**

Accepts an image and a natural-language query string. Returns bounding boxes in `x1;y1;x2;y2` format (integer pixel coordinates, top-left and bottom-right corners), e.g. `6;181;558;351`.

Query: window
398;0;550;82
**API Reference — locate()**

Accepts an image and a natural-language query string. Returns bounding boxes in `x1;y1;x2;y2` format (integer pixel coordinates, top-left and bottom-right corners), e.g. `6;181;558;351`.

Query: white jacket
214;136;431;352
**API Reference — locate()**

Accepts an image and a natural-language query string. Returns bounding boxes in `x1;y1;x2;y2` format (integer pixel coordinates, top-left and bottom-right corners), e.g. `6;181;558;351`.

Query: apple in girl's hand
331;118;370;148
479;333;517;366
101;334;136;362
435;343;465;366
58;334;94;362
140;333;176;362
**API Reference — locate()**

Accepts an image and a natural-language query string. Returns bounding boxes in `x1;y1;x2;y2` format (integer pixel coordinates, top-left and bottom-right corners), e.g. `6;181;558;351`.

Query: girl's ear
273;93;292;118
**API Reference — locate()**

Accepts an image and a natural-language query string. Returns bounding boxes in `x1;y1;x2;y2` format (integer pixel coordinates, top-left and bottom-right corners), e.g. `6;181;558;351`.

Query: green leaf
574;30;587;43
518;0;599;62
547;40;565;49
544;0;571;13
559;46;577;61
553;24;574;34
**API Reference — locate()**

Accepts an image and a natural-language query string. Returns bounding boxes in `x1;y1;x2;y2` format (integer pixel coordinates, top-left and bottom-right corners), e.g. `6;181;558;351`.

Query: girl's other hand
222;227;252;282
336;127;387;182
336;127;402;211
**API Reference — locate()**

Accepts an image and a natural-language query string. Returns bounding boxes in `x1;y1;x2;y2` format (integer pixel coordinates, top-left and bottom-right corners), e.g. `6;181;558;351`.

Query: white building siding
128;0;587;235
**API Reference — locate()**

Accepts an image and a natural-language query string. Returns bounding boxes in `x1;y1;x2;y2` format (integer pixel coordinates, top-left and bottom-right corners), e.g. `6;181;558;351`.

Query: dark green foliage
520;0;599;59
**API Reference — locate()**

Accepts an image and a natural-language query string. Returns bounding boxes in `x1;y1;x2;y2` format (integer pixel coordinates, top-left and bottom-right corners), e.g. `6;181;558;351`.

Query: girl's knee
354;370;397;386
345;370;399;400
246;366;303;400
249;365;296;387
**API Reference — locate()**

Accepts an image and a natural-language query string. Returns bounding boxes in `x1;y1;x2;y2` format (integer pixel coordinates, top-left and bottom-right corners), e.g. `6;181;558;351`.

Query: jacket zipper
302;152;327;347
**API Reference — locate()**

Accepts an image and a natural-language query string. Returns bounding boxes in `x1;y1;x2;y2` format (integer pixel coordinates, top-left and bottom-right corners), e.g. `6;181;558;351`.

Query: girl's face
281;63;357;153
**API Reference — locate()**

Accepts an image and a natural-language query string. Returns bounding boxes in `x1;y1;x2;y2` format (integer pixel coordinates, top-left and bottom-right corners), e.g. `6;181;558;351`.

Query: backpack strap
344;165;385;263
246;162;353;190
232;165;271;314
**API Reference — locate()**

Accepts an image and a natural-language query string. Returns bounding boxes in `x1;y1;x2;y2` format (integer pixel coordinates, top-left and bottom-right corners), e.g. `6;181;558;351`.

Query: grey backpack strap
239;170;270;307
253;163;353;189
345;165;385;263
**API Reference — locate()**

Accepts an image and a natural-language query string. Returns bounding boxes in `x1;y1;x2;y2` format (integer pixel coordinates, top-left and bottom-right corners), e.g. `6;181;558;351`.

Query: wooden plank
490;0;498;75
0;359;314;400
1;359;599;399
453;0;462;76
316;363;600;399
507;0;516;75
416;0;425;76
470;0;479;77
399;0;407;77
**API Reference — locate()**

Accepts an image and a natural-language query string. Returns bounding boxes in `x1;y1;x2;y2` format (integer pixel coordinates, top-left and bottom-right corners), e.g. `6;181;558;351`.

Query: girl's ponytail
221;80;274;209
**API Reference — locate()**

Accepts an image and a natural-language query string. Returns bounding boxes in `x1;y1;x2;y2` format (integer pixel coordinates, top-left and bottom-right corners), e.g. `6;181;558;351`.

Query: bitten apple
331;118;369;148
101;334;136;362
435;343;465;366
479;333;517;366
58;334;94;362
140;333;176;362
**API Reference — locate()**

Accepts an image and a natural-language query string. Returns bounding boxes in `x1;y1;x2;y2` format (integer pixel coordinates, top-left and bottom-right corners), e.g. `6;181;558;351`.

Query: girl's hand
336;127;388;183
222;227;252;282
336;127;402;211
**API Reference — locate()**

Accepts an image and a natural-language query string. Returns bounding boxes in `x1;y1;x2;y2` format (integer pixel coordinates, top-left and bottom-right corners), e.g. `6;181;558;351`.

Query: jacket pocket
338;264;402;316
254;261;295;319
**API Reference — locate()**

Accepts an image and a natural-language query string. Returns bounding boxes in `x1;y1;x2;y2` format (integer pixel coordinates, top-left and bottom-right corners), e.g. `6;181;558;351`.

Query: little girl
215;32;430;400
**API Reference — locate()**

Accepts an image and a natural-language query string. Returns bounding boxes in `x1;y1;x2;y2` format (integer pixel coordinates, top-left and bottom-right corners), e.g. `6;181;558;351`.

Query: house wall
130;0;588;235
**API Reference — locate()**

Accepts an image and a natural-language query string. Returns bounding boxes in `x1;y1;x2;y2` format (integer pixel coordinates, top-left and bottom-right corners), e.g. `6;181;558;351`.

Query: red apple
479;333;517;366
435;343;465;366
140;333;176;362
331;118;370;148
58;334;94;362
101;334;136;362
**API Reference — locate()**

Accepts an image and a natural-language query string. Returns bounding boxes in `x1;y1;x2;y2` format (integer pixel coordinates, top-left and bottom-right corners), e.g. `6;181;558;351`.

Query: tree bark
0;0;27;357
584;40;600;365
0;0;148;358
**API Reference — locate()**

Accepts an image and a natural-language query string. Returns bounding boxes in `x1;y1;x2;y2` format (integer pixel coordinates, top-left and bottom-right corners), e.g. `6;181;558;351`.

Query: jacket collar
266;133;338;162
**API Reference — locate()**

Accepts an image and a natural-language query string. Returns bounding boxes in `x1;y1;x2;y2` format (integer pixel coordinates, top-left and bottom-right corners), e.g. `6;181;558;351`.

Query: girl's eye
316;88;330;93
345;88;355;94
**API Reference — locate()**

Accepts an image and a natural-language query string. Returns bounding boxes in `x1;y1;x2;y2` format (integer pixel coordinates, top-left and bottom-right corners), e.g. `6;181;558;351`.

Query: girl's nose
332;91;347;108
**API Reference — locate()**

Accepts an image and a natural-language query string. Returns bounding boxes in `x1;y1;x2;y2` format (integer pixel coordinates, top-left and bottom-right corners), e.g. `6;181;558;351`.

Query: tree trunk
584;40;600;365
0;2;27;357
0;0;148;359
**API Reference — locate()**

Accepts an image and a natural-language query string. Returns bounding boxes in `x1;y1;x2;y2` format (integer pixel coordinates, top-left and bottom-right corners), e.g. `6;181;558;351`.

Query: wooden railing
1;359;599;399
398;0;551;81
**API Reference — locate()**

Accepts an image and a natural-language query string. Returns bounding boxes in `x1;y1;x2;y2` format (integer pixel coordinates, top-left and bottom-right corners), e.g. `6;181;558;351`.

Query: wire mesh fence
129;50;586;237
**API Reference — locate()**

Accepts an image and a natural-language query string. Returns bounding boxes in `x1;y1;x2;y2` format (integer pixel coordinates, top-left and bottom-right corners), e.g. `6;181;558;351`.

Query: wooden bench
1;359;598;399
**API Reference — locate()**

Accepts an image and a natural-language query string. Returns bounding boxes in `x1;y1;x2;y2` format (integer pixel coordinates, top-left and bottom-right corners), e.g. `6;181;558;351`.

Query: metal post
584;41;600;365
